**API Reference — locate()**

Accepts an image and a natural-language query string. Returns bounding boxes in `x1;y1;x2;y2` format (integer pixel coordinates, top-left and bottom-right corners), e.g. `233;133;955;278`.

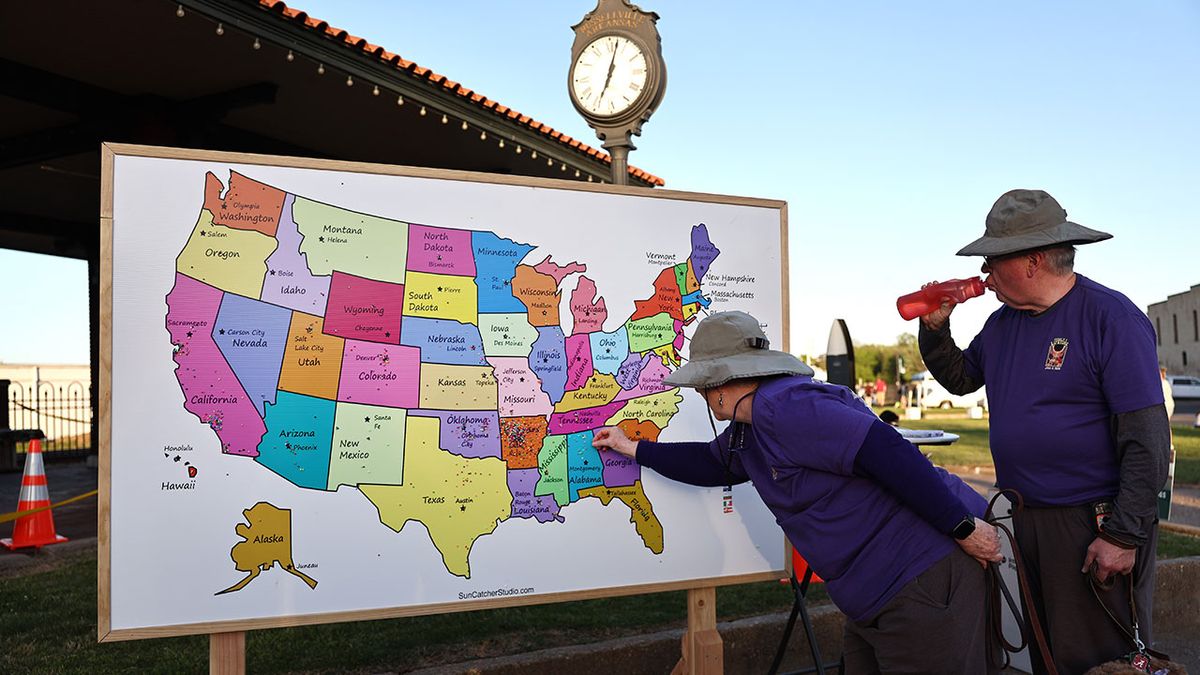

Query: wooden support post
673;587;723;675
210;631;246;675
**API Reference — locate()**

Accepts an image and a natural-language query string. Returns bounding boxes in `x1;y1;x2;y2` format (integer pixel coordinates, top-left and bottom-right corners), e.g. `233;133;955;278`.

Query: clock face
571;35;649;117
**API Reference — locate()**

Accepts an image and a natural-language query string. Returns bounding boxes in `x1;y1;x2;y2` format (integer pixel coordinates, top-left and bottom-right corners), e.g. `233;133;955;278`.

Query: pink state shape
563;334;594;391
337;340;421;408
570;276;607;334
489;357;553;417
165;273;265;457
673;319;685;350
407;224;476;276
614;358;672;402
547;399;628;435
533;255;586;285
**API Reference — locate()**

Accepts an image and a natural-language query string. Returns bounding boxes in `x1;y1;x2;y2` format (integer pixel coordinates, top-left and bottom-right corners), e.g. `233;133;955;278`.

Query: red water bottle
896;277;986;321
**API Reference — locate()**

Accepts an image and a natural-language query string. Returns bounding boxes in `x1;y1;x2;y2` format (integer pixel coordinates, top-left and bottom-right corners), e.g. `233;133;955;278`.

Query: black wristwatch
951;515;977;540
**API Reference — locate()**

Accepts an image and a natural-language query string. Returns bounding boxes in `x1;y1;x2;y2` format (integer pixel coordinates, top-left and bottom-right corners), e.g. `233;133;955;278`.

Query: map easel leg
672;587;723;675
210;631;245;675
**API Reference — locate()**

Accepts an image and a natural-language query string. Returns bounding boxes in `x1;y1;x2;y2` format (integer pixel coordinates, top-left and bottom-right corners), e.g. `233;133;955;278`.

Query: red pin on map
188;466;198;478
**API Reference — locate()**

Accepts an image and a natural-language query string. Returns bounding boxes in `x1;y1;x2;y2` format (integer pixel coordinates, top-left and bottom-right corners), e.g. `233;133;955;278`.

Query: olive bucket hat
957;189;1112;257
662;311;813;389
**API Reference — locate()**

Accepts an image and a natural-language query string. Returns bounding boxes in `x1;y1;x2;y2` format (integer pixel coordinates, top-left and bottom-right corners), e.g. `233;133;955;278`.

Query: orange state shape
500;415;549;469
630;268;684;322
512;265;561;327
617;419;662;443
204;171;285;237
278;312;345;400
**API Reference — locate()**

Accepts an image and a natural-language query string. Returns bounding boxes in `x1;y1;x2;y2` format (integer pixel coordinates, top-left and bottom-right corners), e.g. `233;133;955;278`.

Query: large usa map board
99;144;789;641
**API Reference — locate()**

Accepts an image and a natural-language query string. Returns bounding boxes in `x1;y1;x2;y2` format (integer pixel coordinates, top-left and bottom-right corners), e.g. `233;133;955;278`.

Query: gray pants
843;546;991;675
1013;504;1157;675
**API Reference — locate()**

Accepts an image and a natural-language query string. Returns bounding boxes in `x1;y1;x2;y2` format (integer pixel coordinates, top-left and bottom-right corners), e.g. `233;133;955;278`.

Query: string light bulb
480;131;487;141
396;94;404;106
461;120;468;131
575;169;581;177
286;50;295;62
515;145;523;154
561;163;567;171
215;23;225;36
317;63;325;75
441;114;448;124
531;150;538;159
176;4;185;18
498;139;505;148
253;38;261;50
419;106;427;116
373;85;380;96
547;157;553;166
587;175;594;182
346;75;354;86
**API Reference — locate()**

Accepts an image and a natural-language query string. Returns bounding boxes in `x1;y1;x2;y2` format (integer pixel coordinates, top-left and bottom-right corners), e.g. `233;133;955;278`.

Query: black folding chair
768;547;842;675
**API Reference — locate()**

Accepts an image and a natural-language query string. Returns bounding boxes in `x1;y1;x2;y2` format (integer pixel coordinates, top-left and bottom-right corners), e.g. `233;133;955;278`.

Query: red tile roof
257;1;665;187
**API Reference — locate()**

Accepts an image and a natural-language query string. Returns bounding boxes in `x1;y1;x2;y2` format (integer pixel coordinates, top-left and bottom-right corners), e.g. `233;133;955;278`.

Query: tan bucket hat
957;189;1112;257
663;311;813;389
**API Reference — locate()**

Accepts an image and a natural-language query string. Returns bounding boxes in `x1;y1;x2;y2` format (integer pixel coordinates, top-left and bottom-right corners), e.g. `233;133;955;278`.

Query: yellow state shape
420;363;498;410
176;210;277;299
404;271;478;325
359;416;510;578
682;302;700;320
577;481;664;554
292;197;408;285
216;502;317;595
555;373;621;413
606;389;683;429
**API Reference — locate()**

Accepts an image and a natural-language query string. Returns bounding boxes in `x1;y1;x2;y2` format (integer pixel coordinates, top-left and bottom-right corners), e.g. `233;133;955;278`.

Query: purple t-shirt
638;375;985;622
962;275;1163;506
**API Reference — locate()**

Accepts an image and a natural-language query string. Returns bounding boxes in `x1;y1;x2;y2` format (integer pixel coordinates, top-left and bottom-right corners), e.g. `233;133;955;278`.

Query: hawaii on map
164;171;720;582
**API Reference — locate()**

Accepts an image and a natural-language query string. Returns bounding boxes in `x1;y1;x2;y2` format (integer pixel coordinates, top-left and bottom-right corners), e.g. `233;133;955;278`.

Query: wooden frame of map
98;143;791;642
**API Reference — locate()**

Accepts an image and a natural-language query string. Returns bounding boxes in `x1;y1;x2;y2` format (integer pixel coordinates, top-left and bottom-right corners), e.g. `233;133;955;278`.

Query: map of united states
165;171;720;578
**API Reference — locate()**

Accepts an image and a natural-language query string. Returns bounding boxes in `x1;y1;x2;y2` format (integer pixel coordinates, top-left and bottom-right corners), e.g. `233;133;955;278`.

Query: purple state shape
600;448;639;487
166;274;265;457
408;223;477;276
615;353;651;390
689;223;720;281
213;293;292;417
615;358;672;401
262;194;332;314
530;327;567;403
547;399;628;435
409;409;500;459
400;317;487;366
507;468;563;523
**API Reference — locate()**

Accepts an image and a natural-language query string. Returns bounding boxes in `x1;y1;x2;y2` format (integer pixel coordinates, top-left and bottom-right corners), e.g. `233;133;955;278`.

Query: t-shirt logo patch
1044;337;1069;370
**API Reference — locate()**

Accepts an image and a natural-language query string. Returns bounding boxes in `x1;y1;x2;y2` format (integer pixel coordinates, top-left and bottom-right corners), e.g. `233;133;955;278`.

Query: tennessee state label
1044;337;1069;370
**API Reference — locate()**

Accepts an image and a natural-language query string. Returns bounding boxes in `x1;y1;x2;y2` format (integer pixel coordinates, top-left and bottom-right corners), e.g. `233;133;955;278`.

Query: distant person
879;409;900;426
873;376;887;407
594;311;1001;673
917;189;1169;673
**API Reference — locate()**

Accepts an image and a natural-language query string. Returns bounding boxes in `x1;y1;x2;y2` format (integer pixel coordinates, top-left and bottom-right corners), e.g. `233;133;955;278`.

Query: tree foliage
852;333;925;385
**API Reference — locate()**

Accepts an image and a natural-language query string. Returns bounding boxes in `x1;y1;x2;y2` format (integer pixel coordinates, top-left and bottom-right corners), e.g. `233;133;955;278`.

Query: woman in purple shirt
593;311;1002;674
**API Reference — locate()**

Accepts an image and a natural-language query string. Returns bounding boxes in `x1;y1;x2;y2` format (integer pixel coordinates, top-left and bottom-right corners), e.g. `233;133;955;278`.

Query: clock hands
598;38;619;107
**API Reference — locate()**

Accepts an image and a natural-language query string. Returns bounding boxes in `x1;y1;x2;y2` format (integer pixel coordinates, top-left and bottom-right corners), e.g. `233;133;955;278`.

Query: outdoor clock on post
569;0;666;185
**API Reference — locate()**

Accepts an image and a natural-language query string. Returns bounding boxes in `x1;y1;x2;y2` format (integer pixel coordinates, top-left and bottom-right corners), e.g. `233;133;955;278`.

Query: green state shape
292;196;409;284
626;312;676;353
534;434;570;506
673;262;689;295
328;403;406;490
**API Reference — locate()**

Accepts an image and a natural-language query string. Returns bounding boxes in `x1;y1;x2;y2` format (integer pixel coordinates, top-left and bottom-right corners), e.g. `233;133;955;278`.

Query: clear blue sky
2;1;1197;364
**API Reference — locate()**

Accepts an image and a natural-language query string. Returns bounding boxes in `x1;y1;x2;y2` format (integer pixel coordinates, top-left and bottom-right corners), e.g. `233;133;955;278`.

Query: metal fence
4;379;93;459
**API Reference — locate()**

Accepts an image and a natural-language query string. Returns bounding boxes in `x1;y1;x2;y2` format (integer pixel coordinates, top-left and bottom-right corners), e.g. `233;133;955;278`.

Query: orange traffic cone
1;439;68;550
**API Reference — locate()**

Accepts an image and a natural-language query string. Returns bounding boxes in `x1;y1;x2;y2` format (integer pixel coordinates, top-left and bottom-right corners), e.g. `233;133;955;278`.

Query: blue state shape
566;430;603;502
529;326;567;404
400;317;487;365
589;326;629;375
681;290;712;308
212;293;292;417
256;391;335;490
473;231;535;313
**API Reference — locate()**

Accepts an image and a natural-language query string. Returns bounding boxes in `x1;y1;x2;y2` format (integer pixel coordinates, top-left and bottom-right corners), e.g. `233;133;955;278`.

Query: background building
1148;283;1200;376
